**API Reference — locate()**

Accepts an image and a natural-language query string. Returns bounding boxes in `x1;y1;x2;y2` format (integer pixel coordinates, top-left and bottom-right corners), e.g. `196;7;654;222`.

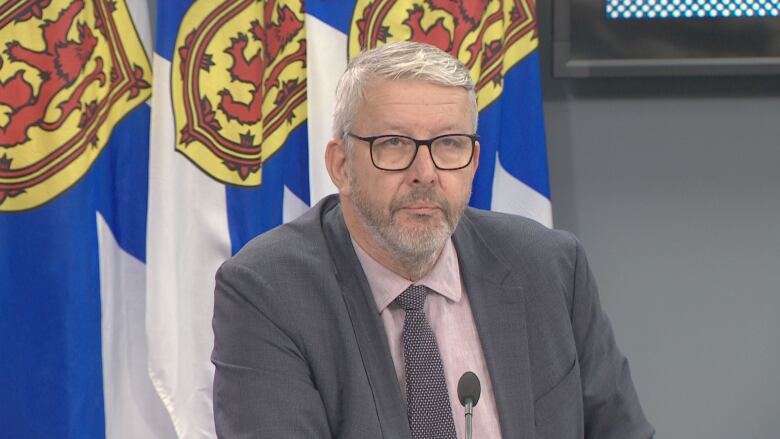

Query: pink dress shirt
353;239;503;438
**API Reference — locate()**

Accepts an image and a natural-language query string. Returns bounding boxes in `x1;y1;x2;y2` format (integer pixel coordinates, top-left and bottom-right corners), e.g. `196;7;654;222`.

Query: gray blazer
212;195;654;438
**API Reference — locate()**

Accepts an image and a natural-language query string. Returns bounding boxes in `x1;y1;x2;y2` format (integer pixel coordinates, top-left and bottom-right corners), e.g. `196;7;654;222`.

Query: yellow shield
0;0;151;211
172;0;307;186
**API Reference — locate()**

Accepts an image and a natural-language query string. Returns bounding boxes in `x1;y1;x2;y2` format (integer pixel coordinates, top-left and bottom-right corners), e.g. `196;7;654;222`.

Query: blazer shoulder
462;208;580;263
221;195;340;278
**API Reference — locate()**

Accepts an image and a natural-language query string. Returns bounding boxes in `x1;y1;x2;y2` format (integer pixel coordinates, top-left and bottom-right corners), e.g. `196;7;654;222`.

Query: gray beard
349;172;469;277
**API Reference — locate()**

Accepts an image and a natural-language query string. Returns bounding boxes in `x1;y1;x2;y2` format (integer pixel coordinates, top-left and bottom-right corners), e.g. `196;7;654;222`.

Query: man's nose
407;144;438;183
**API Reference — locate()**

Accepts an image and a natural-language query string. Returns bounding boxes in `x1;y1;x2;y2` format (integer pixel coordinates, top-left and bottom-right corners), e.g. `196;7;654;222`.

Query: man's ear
471;140;480;175
325;138;351;196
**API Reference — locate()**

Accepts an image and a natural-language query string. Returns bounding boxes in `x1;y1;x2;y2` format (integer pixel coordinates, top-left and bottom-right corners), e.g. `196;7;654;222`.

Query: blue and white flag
147;1;310;437
1;0;549;437
1;0;173;437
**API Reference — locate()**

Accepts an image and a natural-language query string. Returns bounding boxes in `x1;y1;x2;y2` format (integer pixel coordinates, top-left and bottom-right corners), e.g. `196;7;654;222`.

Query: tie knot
395;285;429;311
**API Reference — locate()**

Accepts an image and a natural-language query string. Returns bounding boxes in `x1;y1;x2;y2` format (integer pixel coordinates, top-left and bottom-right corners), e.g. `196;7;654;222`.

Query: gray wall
538;4;780;438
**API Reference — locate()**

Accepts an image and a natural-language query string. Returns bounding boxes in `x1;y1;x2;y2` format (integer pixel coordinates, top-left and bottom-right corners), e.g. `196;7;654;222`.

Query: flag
1;0;174;437
146;1;310;437
1;0;550;437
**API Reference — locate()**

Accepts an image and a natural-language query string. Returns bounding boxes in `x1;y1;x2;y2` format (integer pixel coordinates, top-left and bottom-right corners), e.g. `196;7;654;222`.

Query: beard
348;169;470;267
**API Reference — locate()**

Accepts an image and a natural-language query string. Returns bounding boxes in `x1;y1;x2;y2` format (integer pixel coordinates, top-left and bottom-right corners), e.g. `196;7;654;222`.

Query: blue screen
607;0;780;19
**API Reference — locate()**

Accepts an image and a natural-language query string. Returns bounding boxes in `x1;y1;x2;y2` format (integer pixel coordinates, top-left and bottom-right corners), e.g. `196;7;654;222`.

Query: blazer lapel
453;214;535;438
321;200;411;439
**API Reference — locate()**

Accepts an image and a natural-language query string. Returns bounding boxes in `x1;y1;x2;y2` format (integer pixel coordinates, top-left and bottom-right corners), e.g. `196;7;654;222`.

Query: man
212;42;653;438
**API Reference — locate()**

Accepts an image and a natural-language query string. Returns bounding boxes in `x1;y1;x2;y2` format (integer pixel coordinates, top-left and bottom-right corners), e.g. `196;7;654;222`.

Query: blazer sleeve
568;236;655;439
211;261;330;439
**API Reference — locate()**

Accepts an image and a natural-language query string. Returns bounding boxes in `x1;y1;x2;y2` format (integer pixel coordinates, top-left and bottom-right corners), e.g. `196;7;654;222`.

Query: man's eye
377;137;407;147
437;136;467;148
440;137;455;146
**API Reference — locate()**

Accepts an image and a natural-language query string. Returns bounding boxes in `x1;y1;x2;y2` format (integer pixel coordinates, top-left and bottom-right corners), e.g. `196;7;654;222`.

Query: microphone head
457;371;481;407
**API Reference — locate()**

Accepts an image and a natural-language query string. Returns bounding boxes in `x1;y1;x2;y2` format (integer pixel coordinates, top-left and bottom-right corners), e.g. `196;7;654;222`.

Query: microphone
457;371;481;439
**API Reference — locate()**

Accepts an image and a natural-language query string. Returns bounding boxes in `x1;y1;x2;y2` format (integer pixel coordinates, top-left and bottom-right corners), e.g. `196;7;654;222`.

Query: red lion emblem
173;0;307;185
218;4;304;126
0;0;151;210
1;0;102;147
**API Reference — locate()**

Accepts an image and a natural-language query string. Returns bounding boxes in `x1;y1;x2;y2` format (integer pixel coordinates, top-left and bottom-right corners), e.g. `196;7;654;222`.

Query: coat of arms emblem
0;0;151;211
172;0;306;186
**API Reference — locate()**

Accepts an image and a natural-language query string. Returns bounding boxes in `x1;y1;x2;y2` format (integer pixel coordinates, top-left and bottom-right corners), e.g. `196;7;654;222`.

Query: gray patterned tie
395;285;457;439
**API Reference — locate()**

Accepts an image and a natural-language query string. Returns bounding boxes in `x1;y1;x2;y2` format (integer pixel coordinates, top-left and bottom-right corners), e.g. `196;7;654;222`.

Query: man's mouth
399;203;441;213
406;203;438;209
390;190;449;218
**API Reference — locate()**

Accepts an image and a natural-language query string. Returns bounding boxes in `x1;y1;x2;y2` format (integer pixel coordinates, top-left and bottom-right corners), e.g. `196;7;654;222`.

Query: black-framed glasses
347;132;479;171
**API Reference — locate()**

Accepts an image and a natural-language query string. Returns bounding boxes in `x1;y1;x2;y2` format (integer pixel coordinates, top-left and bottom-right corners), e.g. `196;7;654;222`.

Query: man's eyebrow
371;124;465;135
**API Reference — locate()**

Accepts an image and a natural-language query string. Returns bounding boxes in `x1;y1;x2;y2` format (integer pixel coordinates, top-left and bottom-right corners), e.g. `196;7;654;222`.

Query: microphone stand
465;398;474;439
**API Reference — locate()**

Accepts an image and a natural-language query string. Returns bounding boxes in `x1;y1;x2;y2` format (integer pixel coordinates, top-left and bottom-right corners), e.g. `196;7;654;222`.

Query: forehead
354;79;473;134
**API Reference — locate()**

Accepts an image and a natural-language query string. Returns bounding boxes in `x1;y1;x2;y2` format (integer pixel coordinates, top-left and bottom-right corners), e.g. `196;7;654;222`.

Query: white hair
332;41;478;142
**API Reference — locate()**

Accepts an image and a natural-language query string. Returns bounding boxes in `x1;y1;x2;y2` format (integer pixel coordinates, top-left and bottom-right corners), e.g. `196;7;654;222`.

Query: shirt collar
352;238;463;313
